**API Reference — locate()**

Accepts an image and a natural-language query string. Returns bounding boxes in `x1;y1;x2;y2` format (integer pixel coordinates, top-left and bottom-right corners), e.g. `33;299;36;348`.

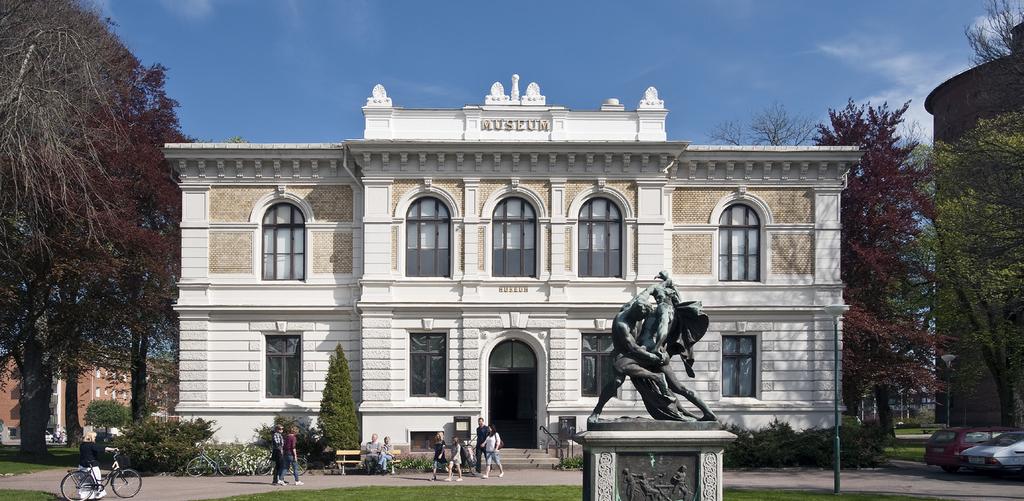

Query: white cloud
816;36;968;141
160;0;213;20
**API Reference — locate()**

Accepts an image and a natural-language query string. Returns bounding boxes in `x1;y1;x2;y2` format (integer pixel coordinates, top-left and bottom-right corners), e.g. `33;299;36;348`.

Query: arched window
262;203;306;280
406;197;451;277
492;197;537;277
718;204;760;281
578;197;622;278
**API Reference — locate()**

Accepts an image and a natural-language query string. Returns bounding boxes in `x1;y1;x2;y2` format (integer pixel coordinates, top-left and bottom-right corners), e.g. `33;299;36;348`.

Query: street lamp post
941;354;957;428
824;304;849;495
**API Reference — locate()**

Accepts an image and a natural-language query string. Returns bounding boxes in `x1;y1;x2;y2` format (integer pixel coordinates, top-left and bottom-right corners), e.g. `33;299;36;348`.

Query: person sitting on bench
364;434;383;473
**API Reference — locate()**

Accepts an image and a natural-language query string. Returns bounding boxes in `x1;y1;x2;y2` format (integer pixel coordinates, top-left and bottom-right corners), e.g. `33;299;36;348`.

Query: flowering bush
396;456;433;471
208;444;273;475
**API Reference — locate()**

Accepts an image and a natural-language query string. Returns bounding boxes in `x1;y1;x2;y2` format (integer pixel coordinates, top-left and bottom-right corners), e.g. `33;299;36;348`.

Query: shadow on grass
0;446;79;475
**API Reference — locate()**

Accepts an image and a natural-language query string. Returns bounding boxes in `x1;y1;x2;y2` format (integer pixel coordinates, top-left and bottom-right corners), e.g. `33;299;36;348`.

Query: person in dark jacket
430;431;446;481
270;424;286;485
474;417;488;474
79;431;117;499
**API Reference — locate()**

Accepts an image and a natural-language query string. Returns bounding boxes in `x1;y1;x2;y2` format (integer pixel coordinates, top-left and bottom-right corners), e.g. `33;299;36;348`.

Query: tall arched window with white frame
718;204;760;281
262;203;305;280
492;197;537;277
578;197;623;278
406;197;451;277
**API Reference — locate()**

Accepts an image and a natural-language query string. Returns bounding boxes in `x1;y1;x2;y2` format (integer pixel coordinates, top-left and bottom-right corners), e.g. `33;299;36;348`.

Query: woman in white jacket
481;425;504;478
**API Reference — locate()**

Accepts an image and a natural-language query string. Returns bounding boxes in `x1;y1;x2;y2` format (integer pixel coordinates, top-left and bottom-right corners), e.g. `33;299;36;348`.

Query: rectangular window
722;335;756;397
582;334;615;397
410;333;446;397
266;335;301;398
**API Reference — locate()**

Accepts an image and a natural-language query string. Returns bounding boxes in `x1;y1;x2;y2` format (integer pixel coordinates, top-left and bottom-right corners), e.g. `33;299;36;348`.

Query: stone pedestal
575;421;736;501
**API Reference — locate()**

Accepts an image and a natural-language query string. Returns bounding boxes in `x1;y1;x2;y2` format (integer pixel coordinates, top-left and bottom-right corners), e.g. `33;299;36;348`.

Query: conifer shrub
319;344;359;451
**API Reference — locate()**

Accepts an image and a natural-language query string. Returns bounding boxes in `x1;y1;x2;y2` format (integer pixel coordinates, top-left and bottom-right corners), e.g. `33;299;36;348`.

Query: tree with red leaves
816;100;940;432
0;0;183;454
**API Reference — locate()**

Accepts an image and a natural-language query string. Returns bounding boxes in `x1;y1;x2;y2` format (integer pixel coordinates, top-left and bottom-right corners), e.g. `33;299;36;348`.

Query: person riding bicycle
79;431;117;499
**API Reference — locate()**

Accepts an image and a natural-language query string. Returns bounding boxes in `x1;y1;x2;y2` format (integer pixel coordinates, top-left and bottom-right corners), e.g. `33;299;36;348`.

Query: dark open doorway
488;339;537;449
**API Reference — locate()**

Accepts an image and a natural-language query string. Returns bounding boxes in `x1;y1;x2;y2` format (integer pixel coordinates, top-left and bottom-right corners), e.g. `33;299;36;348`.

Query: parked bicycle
60;453;142;500
186;442;236;476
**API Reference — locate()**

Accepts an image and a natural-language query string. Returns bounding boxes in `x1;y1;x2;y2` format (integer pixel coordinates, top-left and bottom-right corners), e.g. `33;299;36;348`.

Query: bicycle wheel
297;457;307;476
59;470;94;501
259;458;275;476
185;457;216;477
110;469;142;498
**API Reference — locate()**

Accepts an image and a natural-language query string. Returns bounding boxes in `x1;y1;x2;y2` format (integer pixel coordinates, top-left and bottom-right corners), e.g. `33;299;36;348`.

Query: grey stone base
575;423;737;501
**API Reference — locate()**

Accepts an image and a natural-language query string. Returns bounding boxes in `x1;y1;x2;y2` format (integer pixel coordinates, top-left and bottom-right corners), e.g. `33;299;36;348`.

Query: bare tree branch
965;0;1024;65
708;119;745;145
709;102;816;146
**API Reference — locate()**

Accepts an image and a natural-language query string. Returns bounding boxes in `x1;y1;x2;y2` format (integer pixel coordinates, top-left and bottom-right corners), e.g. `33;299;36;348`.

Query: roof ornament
485;81;510;104
366;83;392;107
522;81;546;105
638;86;664;109
510;74;521;102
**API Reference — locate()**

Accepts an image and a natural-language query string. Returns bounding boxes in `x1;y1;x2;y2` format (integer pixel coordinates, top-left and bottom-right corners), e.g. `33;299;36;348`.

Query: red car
925;427;1019;473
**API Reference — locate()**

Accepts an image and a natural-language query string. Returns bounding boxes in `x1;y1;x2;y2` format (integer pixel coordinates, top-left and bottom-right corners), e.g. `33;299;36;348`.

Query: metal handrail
538;425;563;459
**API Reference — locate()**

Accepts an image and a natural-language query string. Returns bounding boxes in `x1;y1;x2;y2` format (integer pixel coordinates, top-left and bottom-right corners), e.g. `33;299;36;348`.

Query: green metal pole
946;369;952;428
833;315;841;495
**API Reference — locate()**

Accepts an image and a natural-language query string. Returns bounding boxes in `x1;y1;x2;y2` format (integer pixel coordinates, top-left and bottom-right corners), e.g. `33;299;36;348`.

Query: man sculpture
590;271;717;422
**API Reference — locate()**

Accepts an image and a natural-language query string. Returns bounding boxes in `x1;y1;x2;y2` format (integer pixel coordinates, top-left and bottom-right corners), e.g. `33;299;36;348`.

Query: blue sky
95;0;985;144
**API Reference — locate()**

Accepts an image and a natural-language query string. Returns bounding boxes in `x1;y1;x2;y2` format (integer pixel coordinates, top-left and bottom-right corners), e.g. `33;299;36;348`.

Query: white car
959;431;1024;474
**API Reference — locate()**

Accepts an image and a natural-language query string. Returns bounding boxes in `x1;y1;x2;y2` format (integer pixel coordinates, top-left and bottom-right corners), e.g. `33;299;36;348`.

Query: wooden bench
335;449;402;474
360;449;402;474
334;450;362;475
920;423;944;434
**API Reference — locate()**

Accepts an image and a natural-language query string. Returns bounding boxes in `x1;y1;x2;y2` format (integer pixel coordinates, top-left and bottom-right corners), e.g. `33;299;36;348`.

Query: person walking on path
78;431;118;499
280;426;303;486
430;432;446;481
481;425;504;479
270;424;286;485
474;418;488;474
445;436;465;482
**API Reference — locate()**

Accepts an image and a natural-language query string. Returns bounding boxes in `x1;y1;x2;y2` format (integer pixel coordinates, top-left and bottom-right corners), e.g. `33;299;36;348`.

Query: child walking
445;436;464;482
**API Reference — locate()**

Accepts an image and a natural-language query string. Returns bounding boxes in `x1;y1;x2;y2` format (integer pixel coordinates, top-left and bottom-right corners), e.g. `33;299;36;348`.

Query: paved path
1;461;1021;500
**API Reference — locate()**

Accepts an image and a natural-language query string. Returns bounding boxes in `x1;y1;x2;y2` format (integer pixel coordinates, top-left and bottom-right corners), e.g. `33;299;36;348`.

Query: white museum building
166;76;860;448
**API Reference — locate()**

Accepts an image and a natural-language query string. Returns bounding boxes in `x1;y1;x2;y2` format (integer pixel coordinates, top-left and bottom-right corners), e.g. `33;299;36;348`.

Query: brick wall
770;233;815;274
311;231;353;274
672;233;713;275
671;188;732;224
209;231;253;274
209;185;353;223
671;188;814;224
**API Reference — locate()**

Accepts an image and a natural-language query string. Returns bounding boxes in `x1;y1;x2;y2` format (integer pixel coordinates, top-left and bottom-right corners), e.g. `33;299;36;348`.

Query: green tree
318;344;359;449
934;112;1024;427
85;399;132;429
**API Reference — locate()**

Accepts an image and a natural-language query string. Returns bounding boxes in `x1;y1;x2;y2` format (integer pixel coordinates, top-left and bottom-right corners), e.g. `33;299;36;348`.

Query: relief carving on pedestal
701;452;720;501
596;452;614;501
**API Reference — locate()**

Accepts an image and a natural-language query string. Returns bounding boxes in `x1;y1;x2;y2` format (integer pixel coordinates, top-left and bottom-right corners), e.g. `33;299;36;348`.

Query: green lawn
0;446;78;475
210;486;945;501
885;444;926;462
0;489;54;500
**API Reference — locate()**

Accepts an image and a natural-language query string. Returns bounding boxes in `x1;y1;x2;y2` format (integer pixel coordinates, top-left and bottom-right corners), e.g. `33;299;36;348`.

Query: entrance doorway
488;339;537;449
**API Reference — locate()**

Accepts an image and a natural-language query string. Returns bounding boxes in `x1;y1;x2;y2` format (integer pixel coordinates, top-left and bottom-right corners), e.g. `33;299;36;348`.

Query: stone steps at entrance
487;448;561;469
